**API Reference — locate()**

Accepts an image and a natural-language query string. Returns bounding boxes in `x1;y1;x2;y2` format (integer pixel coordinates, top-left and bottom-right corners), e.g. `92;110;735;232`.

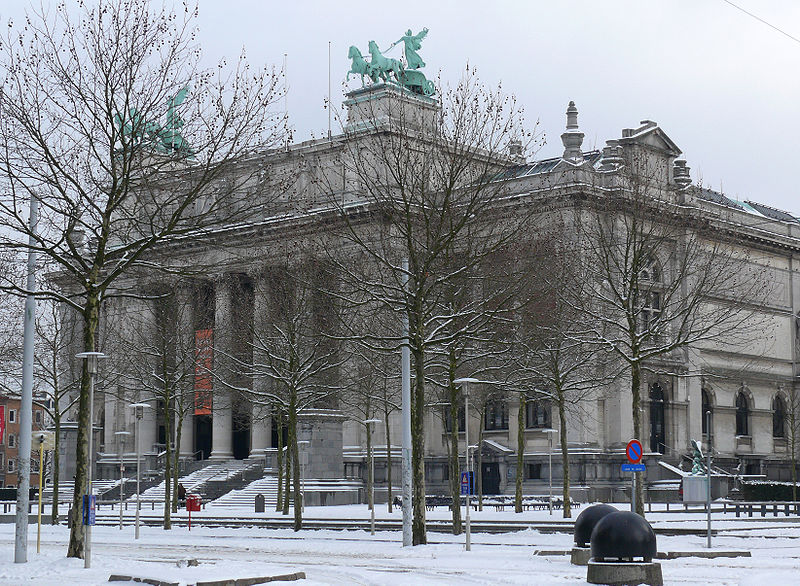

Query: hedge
740;481;798;501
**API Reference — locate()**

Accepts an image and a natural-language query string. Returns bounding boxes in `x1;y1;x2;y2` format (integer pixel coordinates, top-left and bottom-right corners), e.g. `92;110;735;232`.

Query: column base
209;451;233;461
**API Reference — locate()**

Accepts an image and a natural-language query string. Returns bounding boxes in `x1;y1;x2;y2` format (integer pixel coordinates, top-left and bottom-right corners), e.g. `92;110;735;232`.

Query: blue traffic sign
82;494;96;526
460;471;473;495
621;463;646;472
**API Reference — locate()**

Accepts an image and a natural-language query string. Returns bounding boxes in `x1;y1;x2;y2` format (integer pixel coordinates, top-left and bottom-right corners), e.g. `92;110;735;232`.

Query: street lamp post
76;351;106;569
115;431;131;530
297;440;310;514
130;403;151;540
454;378;479;552
544;428;558;515
364;419;382;536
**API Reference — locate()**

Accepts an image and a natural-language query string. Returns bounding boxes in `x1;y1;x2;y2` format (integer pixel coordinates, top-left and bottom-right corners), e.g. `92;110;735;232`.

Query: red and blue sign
460;471;473;496
626;439;643;464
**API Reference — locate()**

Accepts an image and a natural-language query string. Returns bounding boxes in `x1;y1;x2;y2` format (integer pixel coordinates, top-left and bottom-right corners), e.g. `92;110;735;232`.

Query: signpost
34;432;54;553
625;439;644;514
460;471;473;496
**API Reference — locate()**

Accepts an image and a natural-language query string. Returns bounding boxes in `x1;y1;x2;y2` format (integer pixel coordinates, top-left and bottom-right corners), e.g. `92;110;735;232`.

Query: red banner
194;329;213;415
0;405;4;444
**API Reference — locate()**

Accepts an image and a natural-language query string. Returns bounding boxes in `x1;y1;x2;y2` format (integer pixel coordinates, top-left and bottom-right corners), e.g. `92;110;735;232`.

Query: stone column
177;283;195;457
138;395;158;455
250;271;272;457
210;275;234;460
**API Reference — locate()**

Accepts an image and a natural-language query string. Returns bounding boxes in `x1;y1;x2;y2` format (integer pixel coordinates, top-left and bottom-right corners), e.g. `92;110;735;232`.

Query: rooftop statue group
348;28;435;97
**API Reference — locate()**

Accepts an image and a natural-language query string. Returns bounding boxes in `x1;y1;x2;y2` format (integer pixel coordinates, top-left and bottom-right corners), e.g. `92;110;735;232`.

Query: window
735;392;750;436
443;404;465;433
526;463;542;479
637;257;662;334
8;434;15;448
34;411;42;425
485;399;508;430
773;395;786;438
8;409;16;423
8;459;15;473
0;454;3;468
526;400;550;429
701;390;712;435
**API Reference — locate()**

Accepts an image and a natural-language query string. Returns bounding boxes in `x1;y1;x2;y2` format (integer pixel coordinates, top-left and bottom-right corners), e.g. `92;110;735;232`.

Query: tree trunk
275;413;284;512
283;439;291;515
557;393;571;518
384;404;393;513
172;412;183;515
631;361;645;517
288;390;302;531
515;393;525;513
67;292;100;559
163;386;173;529
51;408;61;524
411;343;427;545
447;380;462;534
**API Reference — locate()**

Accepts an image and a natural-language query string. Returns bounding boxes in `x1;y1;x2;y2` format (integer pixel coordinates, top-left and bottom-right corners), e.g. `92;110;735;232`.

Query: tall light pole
297;440;310;513
131;403;151;540
115;431;131;530
364;419;382;536
544;428;558;515
706;410;712;549
76;351;106;569
14;191;38;564
455;378;479;552
401;258;412;547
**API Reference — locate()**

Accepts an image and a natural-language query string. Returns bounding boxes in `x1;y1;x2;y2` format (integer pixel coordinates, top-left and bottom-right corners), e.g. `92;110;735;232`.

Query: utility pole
401;258;412;547
14;192;38;564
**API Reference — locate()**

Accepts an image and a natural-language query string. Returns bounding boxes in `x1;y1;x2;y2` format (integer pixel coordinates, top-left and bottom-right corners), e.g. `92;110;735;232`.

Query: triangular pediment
619;120;682;157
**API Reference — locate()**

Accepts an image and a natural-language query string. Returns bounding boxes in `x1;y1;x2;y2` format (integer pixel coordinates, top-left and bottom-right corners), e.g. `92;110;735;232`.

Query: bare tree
245;261;342;531
322;70;538;544
576;158;772;516
0;1;285;557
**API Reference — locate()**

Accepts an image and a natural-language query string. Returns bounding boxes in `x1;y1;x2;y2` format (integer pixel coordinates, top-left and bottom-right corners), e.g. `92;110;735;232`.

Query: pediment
619;121;682;157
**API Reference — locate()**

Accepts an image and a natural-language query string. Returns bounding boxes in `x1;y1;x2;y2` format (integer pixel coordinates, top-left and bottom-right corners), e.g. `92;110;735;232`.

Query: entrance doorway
232;425;250;460
195;415;212;460
649;384;666;454
481;462;501;495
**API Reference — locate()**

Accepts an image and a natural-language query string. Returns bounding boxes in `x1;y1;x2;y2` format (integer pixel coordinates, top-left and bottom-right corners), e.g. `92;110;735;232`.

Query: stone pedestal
571;546;592;566
586;561;663;586
298;410;345;479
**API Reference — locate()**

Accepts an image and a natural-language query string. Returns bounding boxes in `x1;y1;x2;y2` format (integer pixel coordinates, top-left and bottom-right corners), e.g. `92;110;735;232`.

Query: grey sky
4;1;799;213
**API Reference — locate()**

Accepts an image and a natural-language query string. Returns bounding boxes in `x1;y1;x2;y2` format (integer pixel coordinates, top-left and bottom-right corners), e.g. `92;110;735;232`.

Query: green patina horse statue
367;40;403;83
347;46;378;85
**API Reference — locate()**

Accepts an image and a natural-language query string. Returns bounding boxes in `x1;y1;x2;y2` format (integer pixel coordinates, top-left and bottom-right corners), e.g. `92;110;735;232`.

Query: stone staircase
206;474;280;509
136;459;262;501
43;479;119;503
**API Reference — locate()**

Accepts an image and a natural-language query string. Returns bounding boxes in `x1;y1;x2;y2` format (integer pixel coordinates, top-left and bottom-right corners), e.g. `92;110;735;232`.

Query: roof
494;150;603;181
696;187;799;224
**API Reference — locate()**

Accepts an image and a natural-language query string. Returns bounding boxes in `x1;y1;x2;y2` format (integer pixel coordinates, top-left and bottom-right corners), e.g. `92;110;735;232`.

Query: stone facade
76;83;799;502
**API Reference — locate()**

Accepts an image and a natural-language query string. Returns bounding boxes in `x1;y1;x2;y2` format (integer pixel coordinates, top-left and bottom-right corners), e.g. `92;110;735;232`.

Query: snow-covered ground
1;504;799;585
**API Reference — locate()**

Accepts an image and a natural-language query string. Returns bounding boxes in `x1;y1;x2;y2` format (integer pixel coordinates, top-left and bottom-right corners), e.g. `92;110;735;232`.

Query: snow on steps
136;459;256;501
207;474;280;509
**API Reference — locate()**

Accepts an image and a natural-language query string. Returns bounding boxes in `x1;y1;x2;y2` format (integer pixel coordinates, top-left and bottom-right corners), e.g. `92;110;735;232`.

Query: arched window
735;392;750;436
701;389;712;435
773;395;786;438
649;384;666;453
485;399;508;430
526;400;551;429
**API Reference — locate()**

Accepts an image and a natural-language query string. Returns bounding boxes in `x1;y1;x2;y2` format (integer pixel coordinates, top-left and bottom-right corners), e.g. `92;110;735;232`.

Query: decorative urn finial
561;101;584;163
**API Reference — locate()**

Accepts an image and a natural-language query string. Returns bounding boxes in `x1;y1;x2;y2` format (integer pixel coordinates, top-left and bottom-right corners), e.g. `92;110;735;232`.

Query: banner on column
0;405;4;443
194;328;213;415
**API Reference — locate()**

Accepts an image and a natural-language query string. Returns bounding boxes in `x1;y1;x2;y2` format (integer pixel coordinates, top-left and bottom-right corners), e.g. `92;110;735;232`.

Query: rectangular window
8;434;15;448
485;400;509;430
526;463;542;479
8;459;15;473
34;411;42;424
8;409;16;423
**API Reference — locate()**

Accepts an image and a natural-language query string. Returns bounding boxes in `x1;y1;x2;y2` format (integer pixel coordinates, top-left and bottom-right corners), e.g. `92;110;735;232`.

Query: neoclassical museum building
73;81;800;503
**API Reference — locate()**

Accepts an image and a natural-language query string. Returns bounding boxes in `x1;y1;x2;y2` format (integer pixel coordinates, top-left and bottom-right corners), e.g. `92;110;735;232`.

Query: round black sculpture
574;504;617;548
590;511;657;562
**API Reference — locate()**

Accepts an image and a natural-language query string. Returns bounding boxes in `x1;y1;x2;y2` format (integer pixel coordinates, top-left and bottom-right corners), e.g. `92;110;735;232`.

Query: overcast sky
3;1;799;213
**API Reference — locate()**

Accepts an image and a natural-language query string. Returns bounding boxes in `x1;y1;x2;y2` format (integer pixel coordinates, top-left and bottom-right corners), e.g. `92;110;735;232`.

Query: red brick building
0;396;47;488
